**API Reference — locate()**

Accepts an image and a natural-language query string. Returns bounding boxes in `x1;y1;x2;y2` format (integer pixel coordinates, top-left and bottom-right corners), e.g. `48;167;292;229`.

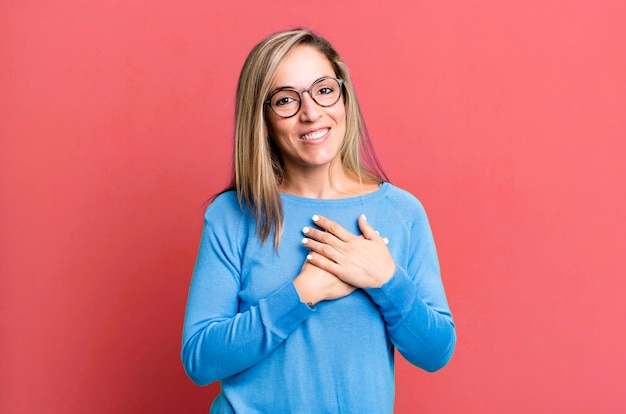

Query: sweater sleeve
365;196;456;372
181;196;312;386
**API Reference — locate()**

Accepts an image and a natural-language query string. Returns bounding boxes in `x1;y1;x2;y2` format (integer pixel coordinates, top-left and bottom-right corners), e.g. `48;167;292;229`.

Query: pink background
2;1;625;412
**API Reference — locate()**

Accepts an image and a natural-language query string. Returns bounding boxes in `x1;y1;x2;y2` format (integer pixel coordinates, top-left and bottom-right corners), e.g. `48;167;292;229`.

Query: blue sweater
182;183;456;413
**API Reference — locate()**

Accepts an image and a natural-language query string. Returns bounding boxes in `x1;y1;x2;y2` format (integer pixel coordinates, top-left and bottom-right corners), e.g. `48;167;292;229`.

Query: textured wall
2;1;625;412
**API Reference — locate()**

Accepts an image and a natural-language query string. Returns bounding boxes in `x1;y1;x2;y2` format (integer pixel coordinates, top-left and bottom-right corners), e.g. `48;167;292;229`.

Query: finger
358;214;382;241
312;215;353;242
305;250;341;275
302;237;342;263
303;225;342;249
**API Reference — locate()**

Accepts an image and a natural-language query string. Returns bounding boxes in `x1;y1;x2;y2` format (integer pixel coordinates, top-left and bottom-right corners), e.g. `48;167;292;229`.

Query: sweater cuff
258;281;313;340
365;267;418;321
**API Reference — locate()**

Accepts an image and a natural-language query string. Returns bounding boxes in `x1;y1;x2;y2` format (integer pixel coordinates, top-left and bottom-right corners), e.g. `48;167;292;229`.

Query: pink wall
2;1;625;412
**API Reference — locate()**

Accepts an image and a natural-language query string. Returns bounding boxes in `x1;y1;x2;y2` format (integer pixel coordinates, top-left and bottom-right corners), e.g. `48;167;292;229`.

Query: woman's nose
298;92;322;121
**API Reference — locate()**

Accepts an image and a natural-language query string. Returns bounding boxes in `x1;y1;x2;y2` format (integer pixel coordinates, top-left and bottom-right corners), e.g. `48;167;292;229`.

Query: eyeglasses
264;77;344;118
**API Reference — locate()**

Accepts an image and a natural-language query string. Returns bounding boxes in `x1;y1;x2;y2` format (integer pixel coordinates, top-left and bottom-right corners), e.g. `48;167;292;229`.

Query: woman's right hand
293;259;355;306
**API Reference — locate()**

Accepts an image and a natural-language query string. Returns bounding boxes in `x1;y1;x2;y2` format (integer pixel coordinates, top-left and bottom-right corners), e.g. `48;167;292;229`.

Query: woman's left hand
301;214;396;289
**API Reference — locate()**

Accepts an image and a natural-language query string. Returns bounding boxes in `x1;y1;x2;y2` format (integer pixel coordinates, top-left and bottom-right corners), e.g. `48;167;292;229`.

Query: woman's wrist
292;274;319;307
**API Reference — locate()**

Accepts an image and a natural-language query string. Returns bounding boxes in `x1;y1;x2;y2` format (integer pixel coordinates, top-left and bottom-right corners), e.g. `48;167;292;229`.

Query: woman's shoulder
208;189;239;208
203;189;247;223
380;183;426;212
375;183;431;232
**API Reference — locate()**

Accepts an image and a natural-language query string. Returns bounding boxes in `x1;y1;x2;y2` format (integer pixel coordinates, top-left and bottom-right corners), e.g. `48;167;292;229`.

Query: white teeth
300;128;328;140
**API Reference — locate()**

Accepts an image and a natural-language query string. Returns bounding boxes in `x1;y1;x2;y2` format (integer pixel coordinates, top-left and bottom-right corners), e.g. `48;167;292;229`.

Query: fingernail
302;238;309;244
306;254;313;261
376;230;380;235
312;215;320;222
383;237;389;245
361;214;367;221
302;227;310;234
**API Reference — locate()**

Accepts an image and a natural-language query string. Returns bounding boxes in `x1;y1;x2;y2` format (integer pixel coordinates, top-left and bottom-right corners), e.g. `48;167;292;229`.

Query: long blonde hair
231;28;388;249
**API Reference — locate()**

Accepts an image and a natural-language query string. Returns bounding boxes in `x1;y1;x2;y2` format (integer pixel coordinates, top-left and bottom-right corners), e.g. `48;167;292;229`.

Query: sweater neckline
279;182;390;206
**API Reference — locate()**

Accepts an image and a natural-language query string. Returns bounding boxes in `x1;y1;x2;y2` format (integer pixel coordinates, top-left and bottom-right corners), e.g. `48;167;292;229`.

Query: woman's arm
302;203;456;372
181;199;312;386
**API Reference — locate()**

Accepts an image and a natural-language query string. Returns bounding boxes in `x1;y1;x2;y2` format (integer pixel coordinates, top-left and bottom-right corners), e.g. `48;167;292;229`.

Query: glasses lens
311;78;341;107
270;90;300;117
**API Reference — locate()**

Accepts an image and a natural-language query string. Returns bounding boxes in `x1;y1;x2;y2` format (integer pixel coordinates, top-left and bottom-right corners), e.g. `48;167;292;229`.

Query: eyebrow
269;75;334;95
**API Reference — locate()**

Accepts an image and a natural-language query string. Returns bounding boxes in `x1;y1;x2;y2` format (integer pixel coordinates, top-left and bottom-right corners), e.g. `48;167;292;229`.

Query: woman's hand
301;214;396;289
293;259;356;306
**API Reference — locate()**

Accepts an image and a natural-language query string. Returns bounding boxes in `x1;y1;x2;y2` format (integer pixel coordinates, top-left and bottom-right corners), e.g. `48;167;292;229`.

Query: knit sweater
181;182;456;413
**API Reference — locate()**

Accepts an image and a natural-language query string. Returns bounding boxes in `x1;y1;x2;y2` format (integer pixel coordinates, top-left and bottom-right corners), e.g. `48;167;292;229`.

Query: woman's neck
279;165;379;199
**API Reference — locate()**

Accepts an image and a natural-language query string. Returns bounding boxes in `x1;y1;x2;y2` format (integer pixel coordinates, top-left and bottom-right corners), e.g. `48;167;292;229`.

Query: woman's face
265;45;346;177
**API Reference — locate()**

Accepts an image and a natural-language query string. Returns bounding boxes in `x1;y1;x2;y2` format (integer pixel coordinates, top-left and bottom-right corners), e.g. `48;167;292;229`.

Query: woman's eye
317;87;333;95
275;96;295;106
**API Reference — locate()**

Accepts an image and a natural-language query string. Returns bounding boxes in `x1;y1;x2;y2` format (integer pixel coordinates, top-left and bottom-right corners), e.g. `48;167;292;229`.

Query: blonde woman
182;29;456;413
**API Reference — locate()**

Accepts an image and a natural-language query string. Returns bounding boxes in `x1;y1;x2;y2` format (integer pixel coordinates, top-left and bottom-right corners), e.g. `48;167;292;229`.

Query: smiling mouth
300;128;329;141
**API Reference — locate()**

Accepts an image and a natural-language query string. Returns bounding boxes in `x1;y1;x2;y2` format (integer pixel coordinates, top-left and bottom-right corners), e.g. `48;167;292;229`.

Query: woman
182;29;456;413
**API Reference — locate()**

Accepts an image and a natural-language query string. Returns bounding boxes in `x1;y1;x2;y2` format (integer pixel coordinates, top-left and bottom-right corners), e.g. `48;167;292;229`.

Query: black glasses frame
264;77;345;119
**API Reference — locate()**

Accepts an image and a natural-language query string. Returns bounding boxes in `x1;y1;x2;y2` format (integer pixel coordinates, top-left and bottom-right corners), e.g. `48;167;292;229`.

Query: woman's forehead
271;45;334;90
